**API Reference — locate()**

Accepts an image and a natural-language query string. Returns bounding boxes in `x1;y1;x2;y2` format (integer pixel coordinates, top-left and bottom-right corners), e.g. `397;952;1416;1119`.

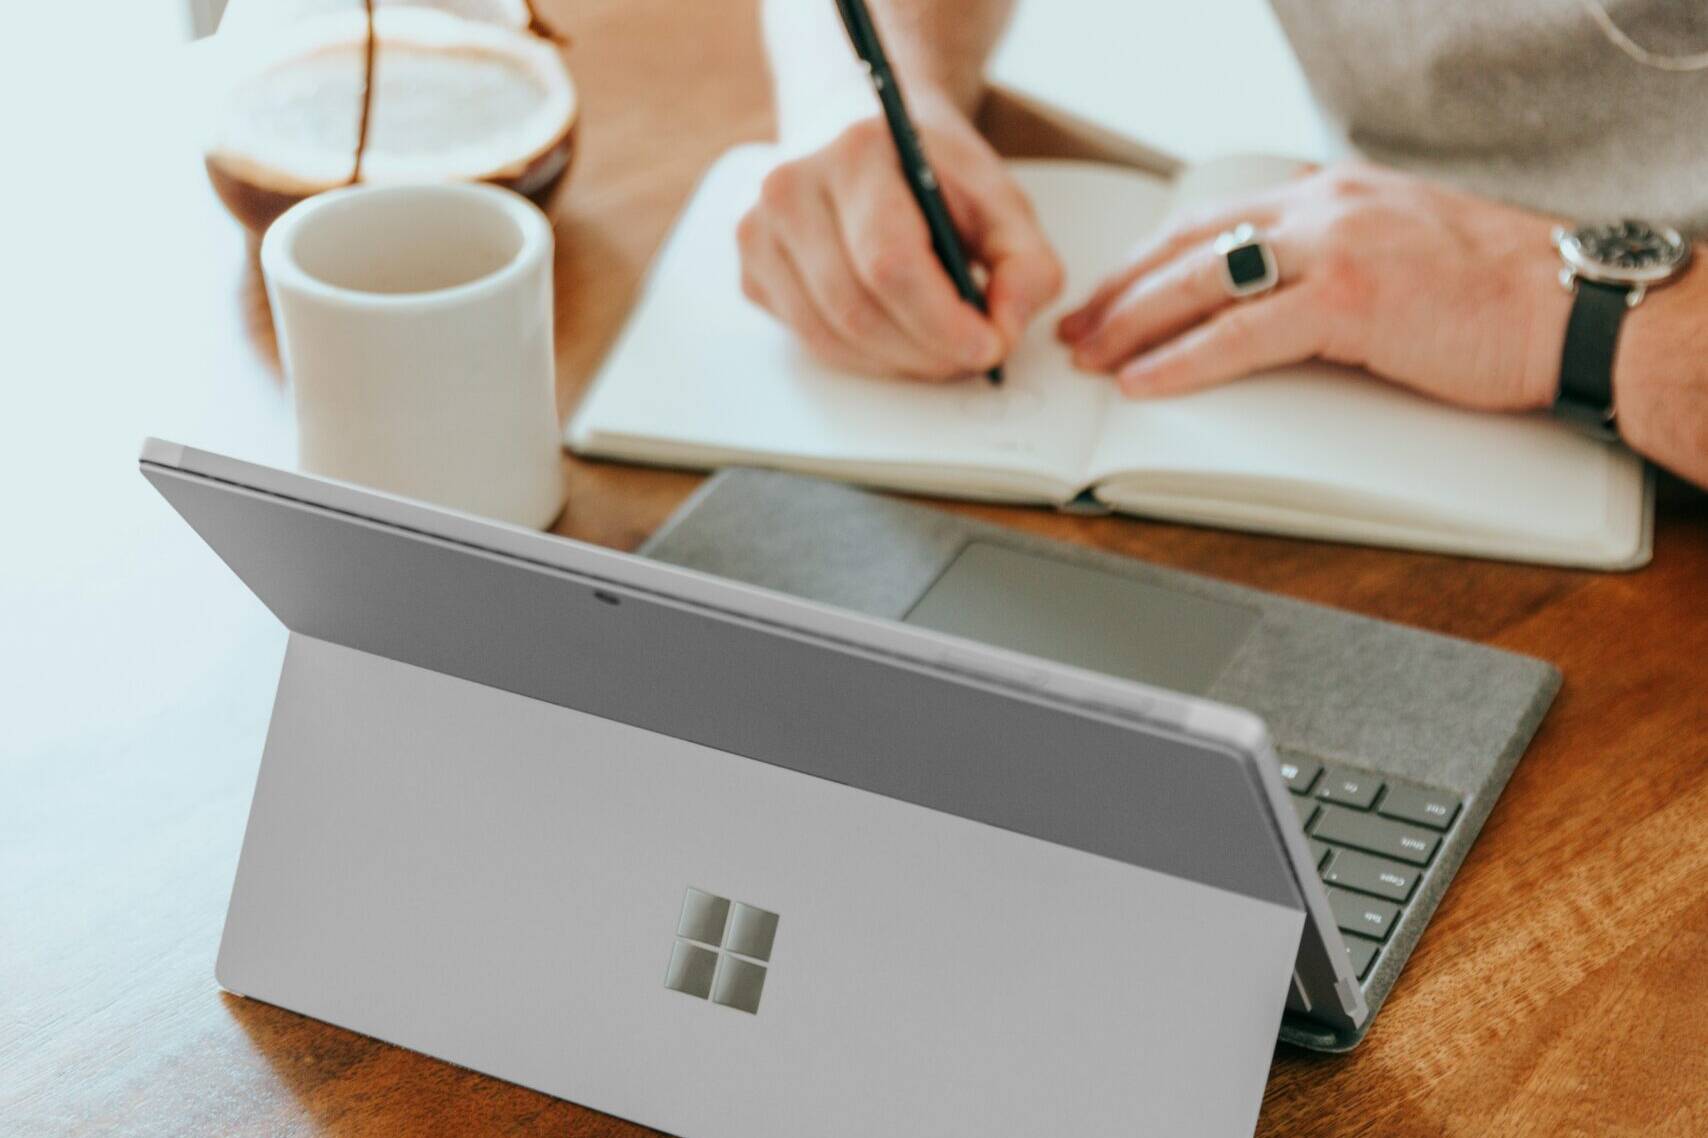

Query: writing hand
738;100;1063;380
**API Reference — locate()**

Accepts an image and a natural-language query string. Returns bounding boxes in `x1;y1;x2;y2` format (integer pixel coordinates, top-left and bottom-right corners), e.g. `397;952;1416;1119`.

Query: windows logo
664;888;780;1014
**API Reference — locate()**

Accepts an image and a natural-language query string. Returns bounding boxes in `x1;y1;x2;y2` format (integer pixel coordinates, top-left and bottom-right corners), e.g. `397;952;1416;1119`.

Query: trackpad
903;542;1259;695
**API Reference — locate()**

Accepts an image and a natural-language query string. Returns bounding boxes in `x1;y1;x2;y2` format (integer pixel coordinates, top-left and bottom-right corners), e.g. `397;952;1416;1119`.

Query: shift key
1312;805;1440;866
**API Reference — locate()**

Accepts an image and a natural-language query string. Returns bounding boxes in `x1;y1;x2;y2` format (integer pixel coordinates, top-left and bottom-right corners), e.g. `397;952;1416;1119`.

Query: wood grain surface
3;1;1704;1135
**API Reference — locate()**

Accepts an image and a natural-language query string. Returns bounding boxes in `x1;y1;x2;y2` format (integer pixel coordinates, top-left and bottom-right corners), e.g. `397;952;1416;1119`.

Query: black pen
833;0;1003;385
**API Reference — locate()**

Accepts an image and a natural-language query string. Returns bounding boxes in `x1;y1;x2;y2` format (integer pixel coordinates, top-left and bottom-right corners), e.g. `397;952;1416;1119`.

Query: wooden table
5;1;1705;1134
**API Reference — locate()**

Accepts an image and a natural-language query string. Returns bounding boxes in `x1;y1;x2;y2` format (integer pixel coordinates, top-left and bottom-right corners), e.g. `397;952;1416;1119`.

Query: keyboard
1277;753;1464;985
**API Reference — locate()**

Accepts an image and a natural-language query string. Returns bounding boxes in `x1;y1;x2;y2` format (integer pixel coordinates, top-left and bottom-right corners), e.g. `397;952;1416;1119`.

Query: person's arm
1613;262;1708;488
741;0;1062;380
845;0;1014;116
761;0;1013;142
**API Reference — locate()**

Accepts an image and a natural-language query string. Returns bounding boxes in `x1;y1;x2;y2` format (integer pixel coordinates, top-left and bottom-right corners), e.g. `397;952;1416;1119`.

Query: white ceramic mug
260;182;565;529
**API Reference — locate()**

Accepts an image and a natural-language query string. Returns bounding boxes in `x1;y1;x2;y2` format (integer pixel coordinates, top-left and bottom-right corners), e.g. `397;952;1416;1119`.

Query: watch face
1560;219;1691;284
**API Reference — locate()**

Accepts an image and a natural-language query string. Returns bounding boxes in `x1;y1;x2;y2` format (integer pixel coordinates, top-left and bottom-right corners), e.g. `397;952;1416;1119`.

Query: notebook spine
1056;489;1113;516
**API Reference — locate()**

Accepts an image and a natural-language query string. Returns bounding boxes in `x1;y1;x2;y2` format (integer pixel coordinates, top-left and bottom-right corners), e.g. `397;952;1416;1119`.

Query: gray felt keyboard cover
638;468;1560;1048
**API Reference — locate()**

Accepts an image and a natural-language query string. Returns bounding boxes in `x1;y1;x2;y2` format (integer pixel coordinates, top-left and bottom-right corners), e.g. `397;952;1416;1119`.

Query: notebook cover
638;468;1561;1049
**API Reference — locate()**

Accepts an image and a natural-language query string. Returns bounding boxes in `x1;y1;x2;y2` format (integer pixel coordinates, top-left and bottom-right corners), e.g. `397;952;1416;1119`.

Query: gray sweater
1268;0;1708;236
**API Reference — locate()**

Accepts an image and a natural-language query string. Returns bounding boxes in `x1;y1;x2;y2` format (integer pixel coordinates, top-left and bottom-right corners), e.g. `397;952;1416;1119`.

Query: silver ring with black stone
1214;223;1280;299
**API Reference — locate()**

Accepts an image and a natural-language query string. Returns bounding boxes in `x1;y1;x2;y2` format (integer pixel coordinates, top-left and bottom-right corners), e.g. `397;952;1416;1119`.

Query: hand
737;100;1064;380
1057;162;1571;411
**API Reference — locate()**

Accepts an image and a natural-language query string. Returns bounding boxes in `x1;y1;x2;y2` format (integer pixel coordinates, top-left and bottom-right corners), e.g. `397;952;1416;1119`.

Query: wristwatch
1552;219;1691;439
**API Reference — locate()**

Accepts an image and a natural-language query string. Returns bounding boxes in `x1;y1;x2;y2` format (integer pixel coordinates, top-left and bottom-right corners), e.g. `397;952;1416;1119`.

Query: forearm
1614;248;1708;489
760;0;1013;144
867;0;1015;113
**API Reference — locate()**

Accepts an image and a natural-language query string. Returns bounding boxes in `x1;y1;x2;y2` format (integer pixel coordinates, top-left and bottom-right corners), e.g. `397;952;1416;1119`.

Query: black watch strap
1554;279;1628;439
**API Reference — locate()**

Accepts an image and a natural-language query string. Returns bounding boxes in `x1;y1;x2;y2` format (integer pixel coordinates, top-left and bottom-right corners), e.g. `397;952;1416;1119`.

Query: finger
831;162;1007;374
1115;284;1325;398
1068;245;1234;373
1057;200;1283;343
1074;221;1309;373
741;226;885;375
777;184;973;379
960;183;1065;346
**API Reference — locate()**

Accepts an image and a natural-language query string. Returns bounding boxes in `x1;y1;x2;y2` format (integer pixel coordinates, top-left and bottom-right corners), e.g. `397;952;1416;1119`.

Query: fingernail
1117;360;1154;394
1057;311;1086;341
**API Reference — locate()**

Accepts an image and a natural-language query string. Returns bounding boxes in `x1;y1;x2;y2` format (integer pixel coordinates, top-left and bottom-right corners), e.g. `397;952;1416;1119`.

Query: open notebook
568;145;1650;569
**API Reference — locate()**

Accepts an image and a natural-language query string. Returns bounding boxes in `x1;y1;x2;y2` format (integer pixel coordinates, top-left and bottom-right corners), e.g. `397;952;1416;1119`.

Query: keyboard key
1311;805;1440;866
1309;839;1333;870
1277;754;1322;794
1315;767;1383;810
1322;849;1419;903
1292;796;1320;830
1343;936;1380;979
1326;887;1401;942
1379;785;1462;831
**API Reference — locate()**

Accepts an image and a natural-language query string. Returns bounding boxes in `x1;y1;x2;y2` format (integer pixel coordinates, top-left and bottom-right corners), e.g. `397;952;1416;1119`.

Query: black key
1343;936;1380;979
1311;805;1440;866
1379;785;1462;831
1309;839;1332;870
1322;848;1419;903
1292;796;1320;830
1315;767;1383;810
1326;886;1400;942
1277;755;1322;794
